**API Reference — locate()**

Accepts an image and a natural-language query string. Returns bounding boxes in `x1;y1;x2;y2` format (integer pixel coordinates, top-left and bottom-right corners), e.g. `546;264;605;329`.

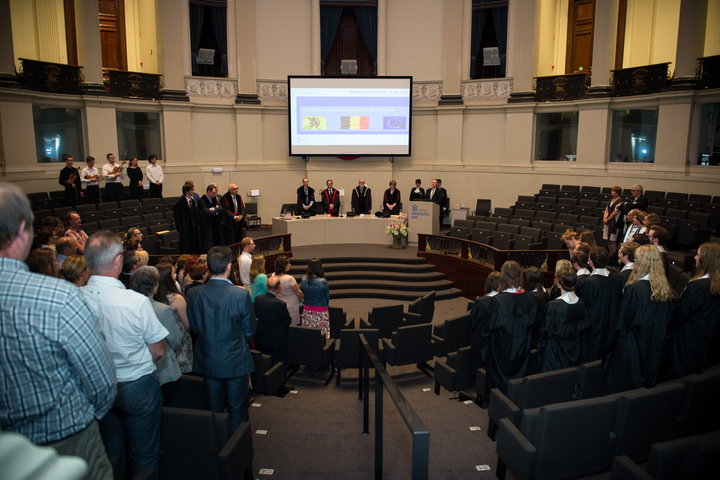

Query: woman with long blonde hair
666;242;720;378
606;245;676;392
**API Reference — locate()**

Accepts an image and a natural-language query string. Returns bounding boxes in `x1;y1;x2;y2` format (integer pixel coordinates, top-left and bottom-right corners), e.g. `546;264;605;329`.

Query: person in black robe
485;261;538;393
220;183;246;245
408;179;425;202
469;271;501;371
572;251;591;283
126;157;144;199
173;183;201;254
617;241;638;286
58;154;82;206
321;179;340;216
382;180;401;215
576;247;624;361
665;242;720;379
605;245;676;393
539;268;591;372
524;266;549;350
296;178;316;216
350;178;372;214
198;184;224;250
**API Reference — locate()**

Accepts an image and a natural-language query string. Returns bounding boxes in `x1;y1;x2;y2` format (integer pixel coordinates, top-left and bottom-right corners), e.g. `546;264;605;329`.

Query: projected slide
288;76;412;156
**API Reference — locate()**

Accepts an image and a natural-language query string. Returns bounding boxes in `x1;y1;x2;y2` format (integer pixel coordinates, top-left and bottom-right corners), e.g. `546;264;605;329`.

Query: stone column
506;0;536;102
439;0;463;105
0;0;20;87
312;0;321;75
156;0;188;101
235;0;259;104
588;0;618;96
670;0;707;89
74;0;105;94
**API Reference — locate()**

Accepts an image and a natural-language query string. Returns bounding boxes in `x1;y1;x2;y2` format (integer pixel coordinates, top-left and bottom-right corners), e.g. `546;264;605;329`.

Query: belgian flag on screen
340;116;370;130
303;116;327;130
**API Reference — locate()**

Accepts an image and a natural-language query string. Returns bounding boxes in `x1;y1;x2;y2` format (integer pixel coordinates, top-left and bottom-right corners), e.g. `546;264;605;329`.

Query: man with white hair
0;182;116;479
221;183;246;244
82;230;168;478
351;178;372;214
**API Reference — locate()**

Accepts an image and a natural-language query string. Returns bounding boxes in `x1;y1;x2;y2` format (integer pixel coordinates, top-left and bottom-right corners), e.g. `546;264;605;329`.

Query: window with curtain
470;0;508;79
697;103;720;166
320;1;377;76
116;111;162;160
189;0;227;77
534;112;579;161
609;109;658;163
33;107;84;163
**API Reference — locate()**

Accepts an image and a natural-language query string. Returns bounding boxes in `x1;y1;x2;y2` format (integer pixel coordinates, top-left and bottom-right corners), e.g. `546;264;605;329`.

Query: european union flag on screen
383;116;406;130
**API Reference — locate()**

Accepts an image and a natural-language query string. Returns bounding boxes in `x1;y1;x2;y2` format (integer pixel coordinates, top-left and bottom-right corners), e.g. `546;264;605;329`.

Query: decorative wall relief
462;79;512;103
412;83;442;106
257;81;289;104
185;78;238;99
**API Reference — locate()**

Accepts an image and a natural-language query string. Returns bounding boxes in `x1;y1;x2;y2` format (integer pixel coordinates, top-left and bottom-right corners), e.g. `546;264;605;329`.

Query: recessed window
32;107;84;163
697;103;720;166
116;111;162;160
470;0;508;79
534;112;579;161
609;109;658;163
190;0;228;77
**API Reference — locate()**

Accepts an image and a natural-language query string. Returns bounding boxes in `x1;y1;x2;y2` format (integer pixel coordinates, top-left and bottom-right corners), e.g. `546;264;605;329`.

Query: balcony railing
611;62;670;97
18;58;83;95
535;73;589;102
106;69;162;100
697;55;720;89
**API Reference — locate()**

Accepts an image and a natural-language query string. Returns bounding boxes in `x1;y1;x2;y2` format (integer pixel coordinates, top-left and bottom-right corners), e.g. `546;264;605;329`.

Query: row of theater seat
28;188;158;210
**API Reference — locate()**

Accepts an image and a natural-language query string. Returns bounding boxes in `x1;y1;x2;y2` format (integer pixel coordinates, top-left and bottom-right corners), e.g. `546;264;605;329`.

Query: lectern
408;201;438;244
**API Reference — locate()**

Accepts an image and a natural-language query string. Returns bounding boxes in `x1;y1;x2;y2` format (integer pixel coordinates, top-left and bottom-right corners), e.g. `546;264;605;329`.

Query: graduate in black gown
605;245;676;393
665;242;720;379
548;259;573;301
617;241;638;286
524;266;549;350
485;261;538;393
382;180;401;215
408;179;425;201
469;271;501;371
575;247;624;361
539;268;590;372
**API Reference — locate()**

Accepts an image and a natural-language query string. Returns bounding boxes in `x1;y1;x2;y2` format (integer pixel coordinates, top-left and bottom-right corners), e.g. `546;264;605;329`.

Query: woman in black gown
127;157;144;199
605;245;676;393
539;268;590;372
665;242;720;379
469;271;501;371
383;180;401;215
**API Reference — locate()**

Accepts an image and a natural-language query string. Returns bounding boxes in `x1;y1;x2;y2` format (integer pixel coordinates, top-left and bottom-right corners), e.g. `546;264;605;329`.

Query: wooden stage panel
272;215;394;247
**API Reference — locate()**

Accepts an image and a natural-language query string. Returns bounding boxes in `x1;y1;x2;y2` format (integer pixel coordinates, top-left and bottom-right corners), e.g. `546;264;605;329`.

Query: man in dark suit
173;183;201;254
321;179;341;216
198;184;224;250
629;184;649;211
254;276;292;364
296;177;316;216
426;178;448;228
58;154;82;206
187;246;256;429
220;183;246;244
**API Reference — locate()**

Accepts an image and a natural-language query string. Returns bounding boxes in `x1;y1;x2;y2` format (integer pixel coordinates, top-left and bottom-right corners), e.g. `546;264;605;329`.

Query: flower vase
392;235;404;249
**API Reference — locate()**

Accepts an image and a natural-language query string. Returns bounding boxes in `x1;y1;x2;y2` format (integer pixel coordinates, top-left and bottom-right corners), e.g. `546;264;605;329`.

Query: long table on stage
272;215;394;247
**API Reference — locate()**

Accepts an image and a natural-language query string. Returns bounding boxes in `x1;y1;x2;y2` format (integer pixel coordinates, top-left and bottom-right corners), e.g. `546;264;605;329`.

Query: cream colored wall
10;0;39;70
650;0;680;68
385;0;443;79
255;0;314;78
125;0;159;73
705;0;720;56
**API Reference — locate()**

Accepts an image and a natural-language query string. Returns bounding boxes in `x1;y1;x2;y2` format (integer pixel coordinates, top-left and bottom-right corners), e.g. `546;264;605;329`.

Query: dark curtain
470;8;487;78
208;6;228;76
320;6;343;63
492;6;508;75
354;6;377;63
190;4;205;75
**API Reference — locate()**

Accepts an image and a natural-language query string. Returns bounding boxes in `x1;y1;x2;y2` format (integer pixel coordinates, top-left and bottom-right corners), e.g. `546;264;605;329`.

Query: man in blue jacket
187;246;256;429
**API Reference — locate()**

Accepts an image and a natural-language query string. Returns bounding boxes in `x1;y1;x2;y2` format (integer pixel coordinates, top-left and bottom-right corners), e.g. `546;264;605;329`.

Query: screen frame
287;75;413;158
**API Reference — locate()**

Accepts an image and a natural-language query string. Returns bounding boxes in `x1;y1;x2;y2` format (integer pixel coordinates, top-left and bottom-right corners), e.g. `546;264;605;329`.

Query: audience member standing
602;186;624;258
238;237;255;288
254;276;292;364
102;153;125;202
250;255;268;301
221;183;246;244
539;269;590;372
187;246;256;429
0;182;116;480
145;154;164;198
617;241;638;285
469;271;501;371
300;258;330;339
173;183;201;254
665;242;720;379
63;211;88;252
81;231;168;478
58;253;90;287
605;245;676;393
272;255;304;326
199;184;224;249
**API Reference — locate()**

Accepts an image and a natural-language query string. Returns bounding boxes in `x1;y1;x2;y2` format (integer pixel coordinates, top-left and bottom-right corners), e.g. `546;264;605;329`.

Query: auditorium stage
272;215;396;247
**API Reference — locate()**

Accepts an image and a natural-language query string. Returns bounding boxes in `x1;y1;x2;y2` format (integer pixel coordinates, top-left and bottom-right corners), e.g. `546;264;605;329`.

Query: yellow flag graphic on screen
303;116;327;130
341;116;370;130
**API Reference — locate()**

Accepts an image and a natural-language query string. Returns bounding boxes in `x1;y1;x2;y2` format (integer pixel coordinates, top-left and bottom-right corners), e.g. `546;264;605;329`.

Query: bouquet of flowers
385;221;409;237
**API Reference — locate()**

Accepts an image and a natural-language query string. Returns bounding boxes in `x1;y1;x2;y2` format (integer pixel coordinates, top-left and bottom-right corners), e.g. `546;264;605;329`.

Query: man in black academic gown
617;241;637;285
296;177;316;216
576;247;624;361
58;154;82;206
198;184;224;251
253;276;292;364
350;178;372;214
425;178;448;228
321;179;340;216
220;183;245;244
173;183;201;254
